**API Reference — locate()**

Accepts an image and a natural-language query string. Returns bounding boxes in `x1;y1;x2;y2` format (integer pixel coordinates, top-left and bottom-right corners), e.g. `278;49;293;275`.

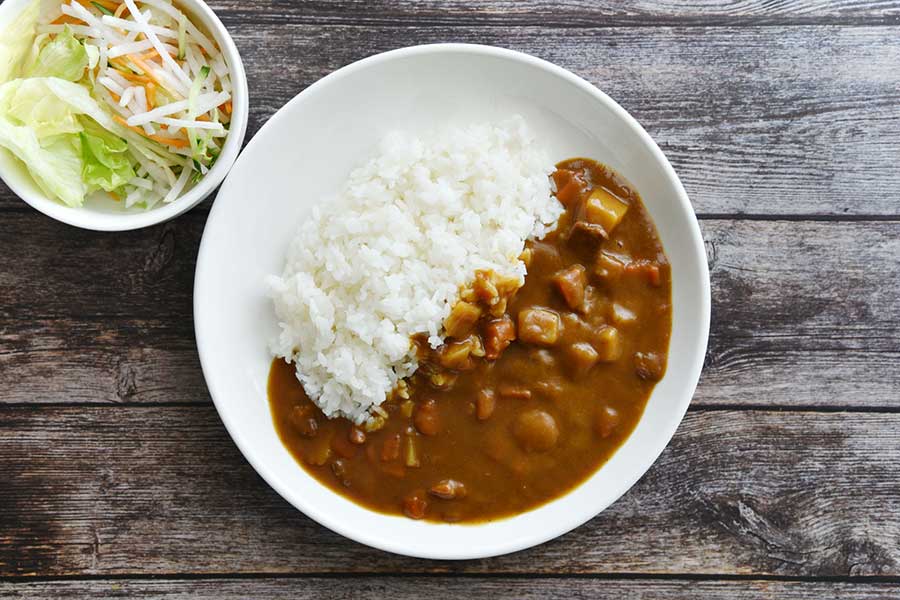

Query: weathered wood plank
1;577;898;599
2;217;897;407
208;0;900;27
1;408;897;576
3;25;898;216
0;214;201;322
0;319;206;405
228;24;900;217
697;219;900;407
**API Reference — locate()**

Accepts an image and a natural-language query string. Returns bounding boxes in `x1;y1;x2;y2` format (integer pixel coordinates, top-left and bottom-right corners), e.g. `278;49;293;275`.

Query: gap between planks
2;571;900;584
179;17;900;29
207;10;900;29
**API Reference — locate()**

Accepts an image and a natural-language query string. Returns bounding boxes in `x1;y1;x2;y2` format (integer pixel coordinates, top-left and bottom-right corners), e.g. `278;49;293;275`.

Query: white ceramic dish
194;44;710;559
0;0;248;231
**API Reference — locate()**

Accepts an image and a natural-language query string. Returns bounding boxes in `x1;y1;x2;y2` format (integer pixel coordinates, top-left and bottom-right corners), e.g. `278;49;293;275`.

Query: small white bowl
194;44;710;559
0;0;248;231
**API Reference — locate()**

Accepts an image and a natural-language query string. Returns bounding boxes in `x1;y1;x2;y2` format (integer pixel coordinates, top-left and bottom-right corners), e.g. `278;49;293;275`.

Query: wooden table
2;1;899;598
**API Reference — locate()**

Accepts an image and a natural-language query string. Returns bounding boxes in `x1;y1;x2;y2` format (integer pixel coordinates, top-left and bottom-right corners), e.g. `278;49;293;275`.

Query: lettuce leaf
6;82;83;138
1;77;117;135
0;0;39;84
25;27;88;82
79;117;134;192
0;77;131;207
0;119;85;207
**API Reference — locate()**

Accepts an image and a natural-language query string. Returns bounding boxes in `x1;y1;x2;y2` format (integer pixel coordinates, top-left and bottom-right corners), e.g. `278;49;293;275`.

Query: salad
0;0;232;209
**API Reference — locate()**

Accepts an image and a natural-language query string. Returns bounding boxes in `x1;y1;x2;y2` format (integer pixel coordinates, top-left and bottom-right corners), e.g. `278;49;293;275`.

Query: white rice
267;116;563;423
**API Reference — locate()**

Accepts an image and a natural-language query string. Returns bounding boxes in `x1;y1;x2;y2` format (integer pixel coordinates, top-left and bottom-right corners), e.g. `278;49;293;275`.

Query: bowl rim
0;0;249;232
195;42;711;559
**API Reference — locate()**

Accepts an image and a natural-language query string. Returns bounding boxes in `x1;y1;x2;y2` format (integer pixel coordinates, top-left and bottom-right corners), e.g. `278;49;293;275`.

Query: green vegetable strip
187;64;210;164
91;2;114;15
177;13;187;60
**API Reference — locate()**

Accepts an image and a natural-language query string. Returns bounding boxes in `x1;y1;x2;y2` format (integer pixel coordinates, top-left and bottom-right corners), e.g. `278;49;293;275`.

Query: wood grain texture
209;0;900;27
2;25;900;216
0;0;898;592
0;319;207;405
1;577;898;599
1;407;898;577
2;216;897;407
698;219;900;408
0;214;200;321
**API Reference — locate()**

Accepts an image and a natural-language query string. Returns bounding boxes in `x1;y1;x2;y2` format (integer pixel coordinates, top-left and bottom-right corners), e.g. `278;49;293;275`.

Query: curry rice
268;158;672;523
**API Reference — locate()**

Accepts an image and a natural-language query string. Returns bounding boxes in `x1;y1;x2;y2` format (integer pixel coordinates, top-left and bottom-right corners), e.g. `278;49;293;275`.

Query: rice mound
268;116;562;423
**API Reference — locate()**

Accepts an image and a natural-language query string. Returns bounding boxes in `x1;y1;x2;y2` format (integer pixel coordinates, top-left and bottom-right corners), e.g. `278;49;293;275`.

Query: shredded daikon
119;86;134;107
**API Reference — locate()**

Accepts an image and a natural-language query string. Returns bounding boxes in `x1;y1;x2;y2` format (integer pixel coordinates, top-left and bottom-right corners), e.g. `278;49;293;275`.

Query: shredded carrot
151;134;189;148
73;0;119;12
114;2;127;17
108;90;121;103
114;115;191;148
112;67;151;85
109;56;145;75
126;54;166;88
73;0;120;11
145;82;157;109
196;114;210;122
110;59;152;84
221;101;232;115
109;191;121;202
140;48;177;62
125;54;155;73
51;14;85;25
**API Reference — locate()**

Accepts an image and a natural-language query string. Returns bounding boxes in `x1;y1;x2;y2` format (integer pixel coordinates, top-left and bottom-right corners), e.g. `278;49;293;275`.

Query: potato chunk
518;308;561;346
610;302;637;326
595;251;625;282
585;189;629;234
552;264;587;309
566;342;600;377
513;409;560;452
594;326;622;362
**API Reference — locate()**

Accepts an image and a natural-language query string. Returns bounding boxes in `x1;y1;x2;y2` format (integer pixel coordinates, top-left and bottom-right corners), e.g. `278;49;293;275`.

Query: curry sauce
268;158;672;523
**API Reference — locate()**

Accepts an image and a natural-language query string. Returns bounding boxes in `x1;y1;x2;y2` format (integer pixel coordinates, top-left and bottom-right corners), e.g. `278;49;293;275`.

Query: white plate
194;44;710;559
